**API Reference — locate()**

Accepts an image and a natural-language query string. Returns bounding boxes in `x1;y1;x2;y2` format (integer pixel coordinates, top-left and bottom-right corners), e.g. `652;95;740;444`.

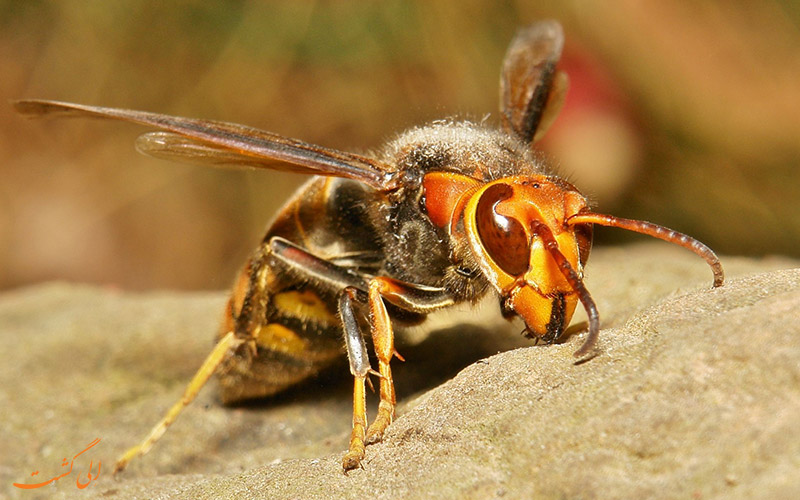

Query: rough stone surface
1;244;798;499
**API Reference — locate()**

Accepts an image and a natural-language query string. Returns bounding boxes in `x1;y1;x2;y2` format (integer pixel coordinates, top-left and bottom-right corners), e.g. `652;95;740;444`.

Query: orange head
461;175;592;342
423;170;723;357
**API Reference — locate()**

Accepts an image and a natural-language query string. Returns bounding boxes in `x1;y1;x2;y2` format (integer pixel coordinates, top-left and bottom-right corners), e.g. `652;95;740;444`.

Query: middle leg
364;277;399;445
339;276;456;470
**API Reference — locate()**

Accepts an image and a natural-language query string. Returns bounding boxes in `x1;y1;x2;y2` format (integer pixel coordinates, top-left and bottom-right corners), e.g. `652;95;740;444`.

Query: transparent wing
135;131;316;174
13;99;399;190
499;20;567;144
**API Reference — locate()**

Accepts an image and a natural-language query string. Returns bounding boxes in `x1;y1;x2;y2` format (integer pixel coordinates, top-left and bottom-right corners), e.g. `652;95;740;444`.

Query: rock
1;244;798;499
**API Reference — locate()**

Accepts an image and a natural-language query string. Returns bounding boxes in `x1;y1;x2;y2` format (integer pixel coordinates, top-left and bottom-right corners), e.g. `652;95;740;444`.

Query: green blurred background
2;1;799;291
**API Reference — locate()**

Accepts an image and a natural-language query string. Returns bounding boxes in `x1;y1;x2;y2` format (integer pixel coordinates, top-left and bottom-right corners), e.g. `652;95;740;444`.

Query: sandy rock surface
1;244;798;499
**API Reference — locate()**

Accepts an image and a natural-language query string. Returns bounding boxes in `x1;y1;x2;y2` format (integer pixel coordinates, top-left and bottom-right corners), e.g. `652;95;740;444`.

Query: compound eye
475;184;530;276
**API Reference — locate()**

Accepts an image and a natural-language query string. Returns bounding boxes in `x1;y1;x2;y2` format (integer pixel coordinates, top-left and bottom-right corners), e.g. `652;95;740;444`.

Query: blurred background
2;1;799;291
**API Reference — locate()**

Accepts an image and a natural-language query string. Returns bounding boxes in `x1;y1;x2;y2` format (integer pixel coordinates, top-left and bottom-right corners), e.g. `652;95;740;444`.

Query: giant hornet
14;20;723;473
